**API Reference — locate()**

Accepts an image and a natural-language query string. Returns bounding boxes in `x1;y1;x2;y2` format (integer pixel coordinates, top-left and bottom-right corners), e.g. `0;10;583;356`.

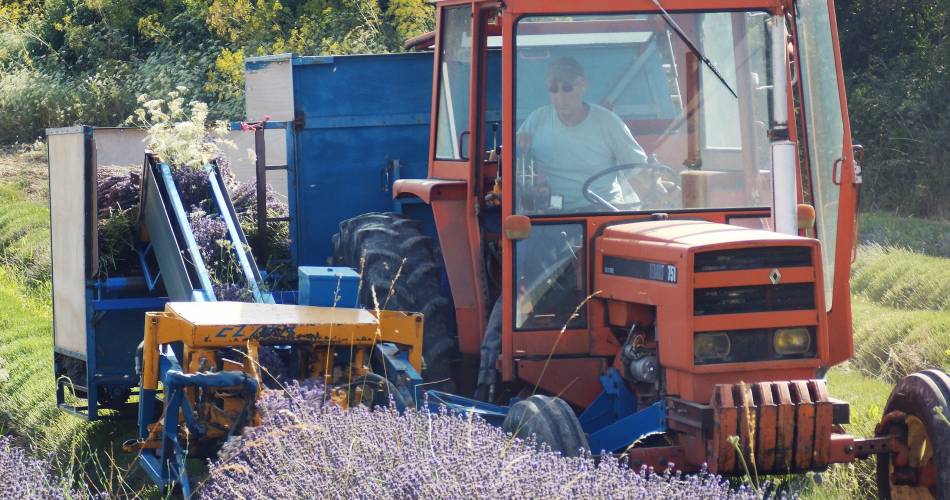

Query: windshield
514;12;777;216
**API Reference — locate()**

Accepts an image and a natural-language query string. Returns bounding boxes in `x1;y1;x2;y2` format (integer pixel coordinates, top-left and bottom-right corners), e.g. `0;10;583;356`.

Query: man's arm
516;107;544;154
597;107;647;165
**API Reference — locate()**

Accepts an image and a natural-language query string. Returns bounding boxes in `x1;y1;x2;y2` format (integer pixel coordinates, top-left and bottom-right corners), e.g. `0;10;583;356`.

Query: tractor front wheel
332;212;457;393
503;394;590;458
876;369;950;499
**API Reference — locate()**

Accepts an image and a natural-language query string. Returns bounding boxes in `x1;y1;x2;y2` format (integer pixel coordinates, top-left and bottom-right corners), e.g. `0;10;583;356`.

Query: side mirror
797;203;816;230
503;215;532;241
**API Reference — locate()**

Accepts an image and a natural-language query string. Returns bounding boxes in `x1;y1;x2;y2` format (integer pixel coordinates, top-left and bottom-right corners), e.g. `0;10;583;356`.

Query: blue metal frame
227;120;299;267
205;164;275;303
137;347;259;497
56;277;169;421
578;369;667;453
262;53;436;265
158;162;217;302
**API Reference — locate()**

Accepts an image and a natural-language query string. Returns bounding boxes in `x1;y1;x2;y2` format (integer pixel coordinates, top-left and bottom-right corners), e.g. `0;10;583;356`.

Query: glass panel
435;6;473;160
513;13;776;215
796;0;844;308
515;224;585;330
727;216;772;230
700;18;740;149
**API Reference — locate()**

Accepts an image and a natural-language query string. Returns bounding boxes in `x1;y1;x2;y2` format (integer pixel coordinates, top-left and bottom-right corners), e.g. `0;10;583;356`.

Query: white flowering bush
129;87;234;168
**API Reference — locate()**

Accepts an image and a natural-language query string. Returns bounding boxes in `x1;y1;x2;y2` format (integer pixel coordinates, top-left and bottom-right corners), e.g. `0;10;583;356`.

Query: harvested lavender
95;159;290;294
200;382;771;499
0;436;74;499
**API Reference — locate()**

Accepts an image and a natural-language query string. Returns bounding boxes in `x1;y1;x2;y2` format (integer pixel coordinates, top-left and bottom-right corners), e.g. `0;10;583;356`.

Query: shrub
0;61;138;144
0;66;79;144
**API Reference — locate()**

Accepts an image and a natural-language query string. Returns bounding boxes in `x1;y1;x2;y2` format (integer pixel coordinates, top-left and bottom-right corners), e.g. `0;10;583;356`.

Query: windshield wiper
650;0;738;99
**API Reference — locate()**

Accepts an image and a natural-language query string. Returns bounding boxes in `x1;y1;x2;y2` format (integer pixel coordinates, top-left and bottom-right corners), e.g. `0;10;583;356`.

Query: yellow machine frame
134;301;424;452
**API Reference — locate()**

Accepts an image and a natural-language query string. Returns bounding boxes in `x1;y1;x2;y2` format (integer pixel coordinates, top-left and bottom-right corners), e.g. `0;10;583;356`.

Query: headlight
773;327;811;355
694;332;731;362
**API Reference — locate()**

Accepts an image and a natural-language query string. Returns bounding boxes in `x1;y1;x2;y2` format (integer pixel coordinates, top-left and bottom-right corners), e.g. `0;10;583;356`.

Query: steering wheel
581;159;680;211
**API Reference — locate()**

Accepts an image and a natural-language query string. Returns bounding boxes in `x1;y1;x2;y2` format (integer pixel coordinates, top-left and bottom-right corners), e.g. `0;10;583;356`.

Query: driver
516;56;649;210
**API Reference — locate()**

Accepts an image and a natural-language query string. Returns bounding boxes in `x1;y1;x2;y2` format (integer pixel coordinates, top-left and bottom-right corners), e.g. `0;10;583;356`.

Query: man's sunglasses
547;82;576;93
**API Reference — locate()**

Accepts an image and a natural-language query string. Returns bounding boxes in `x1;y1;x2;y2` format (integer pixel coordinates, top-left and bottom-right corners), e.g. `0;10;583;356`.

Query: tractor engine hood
594;219;829;402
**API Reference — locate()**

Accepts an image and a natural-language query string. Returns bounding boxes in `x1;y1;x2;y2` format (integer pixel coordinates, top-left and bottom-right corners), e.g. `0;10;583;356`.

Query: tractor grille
694;247;812;272
694;284;815;316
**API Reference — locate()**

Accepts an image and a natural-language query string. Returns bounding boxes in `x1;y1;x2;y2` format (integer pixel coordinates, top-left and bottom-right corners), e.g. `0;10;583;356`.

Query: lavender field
199;382;771;499
0;436;74;499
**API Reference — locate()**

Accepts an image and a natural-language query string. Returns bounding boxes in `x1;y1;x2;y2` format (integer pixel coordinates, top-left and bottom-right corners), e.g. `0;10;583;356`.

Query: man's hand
626;167;681;209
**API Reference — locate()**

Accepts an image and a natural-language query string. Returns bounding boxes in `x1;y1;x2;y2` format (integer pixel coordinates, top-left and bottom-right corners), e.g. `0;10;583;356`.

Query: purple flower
199;383;779;499
0;435;75;499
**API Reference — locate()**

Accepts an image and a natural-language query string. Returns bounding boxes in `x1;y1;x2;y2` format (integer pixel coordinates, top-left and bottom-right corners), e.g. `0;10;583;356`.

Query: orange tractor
327;0;948;497
47;0;950;497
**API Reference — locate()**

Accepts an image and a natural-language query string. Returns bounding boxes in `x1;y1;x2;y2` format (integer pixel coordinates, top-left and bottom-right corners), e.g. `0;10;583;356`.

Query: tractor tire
876;369;950;500
332;212;457;393
502;394;590;457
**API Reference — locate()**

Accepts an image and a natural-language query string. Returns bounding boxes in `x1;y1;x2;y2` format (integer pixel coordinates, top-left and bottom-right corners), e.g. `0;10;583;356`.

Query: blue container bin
298;266;360;308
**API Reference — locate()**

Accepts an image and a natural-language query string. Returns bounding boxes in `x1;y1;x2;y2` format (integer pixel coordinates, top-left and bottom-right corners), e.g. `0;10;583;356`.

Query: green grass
852;245;950;311
0;185;147;496
805;368;892;499
859;211;950;257
0;185;52;288
851;297;950;383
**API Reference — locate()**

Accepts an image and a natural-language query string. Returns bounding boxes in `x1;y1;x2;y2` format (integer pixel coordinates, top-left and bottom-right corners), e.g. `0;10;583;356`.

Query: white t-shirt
518;103;647;209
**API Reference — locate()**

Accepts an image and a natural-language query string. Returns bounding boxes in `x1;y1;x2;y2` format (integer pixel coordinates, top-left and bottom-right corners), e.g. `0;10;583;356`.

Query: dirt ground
0;144;49;203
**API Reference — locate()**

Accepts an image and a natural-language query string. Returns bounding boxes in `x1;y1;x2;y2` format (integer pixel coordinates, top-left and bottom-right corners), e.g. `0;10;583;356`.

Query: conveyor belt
139;155;274;303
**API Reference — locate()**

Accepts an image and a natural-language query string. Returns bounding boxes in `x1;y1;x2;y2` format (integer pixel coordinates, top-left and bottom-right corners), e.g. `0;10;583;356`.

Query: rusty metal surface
711;385;737;473
810;380;833;467
753;382;778;471
696;379;843;475
774;381;795;470
792;380;816;470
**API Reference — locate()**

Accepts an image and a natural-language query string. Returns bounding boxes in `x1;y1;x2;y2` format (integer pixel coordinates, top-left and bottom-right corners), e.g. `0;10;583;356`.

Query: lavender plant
200;382;773;499
0;436;75;499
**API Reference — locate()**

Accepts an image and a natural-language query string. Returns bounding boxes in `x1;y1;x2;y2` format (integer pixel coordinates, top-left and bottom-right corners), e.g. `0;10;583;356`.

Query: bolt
844;445;854;454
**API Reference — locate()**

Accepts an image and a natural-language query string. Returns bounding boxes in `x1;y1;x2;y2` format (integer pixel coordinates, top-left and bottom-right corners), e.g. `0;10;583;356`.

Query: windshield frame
507;7;781;220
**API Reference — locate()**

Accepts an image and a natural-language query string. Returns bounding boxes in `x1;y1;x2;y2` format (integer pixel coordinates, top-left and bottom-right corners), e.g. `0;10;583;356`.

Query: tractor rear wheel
502;394;590;457
876;369;950;499
332;212;457;393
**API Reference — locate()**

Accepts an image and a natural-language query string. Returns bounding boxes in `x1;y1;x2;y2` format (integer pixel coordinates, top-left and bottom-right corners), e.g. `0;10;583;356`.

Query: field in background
859;212;950;258
0;149;946;497
811;243;950;497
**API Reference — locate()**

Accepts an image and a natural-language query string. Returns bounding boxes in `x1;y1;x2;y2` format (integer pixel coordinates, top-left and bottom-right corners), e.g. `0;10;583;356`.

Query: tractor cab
395;0;863;474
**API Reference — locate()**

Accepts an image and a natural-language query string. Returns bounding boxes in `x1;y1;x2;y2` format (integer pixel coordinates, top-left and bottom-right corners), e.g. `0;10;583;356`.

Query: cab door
794;0;860;364
498;11;593;383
